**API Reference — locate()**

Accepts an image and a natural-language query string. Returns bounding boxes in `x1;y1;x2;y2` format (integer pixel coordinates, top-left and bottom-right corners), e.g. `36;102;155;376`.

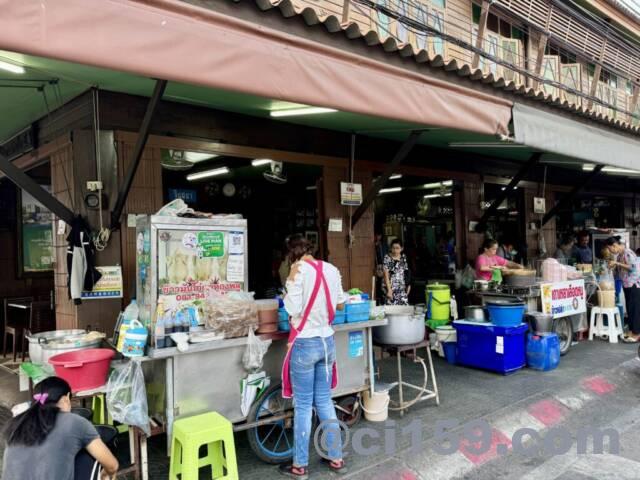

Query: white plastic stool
589;307;624;343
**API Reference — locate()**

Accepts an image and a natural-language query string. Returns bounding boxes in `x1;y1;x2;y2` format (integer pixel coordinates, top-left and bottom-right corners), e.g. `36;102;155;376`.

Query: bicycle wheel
246;383;294;464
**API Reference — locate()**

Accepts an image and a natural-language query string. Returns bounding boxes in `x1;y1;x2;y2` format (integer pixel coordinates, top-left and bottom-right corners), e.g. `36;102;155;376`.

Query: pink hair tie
33;393;49;405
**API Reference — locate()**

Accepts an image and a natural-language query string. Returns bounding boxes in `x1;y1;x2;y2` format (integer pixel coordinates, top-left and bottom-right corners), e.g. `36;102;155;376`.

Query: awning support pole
110;79;167;230
351;130;423;228
541;164;604;227
0;152;75;225
475;152;542;232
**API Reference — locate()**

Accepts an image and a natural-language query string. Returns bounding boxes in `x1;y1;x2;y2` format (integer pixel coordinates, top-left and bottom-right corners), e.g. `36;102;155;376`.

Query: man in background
573;231;593;264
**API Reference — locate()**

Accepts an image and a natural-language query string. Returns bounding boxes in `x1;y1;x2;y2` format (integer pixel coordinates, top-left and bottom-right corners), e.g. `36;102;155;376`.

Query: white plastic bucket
361;390;390;422
435;326;456;358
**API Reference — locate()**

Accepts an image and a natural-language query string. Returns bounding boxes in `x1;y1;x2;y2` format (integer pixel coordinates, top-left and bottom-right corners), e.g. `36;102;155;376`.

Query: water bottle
164;312;175;347
174;310;185;333
180;309;191;334
154;298;166;349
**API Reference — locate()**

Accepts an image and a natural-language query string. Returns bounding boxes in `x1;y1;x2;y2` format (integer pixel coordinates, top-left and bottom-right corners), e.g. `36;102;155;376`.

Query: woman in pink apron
279;235;347;478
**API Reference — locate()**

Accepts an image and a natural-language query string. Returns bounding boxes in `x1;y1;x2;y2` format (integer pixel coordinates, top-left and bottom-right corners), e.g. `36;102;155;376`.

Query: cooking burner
498;284;540;297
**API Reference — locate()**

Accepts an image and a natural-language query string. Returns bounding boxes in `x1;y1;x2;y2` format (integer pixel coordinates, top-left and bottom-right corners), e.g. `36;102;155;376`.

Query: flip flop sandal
622;335;639;343
279;464;309;479
321;458;348;474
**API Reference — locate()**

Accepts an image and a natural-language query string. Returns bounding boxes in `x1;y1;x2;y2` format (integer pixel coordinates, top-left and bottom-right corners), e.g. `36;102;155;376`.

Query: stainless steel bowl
464;305;487;322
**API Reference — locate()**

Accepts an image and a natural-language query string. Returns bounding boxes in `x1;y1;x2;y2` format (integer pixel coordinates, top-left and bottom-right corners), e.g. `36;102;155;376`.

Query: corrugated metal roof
240;0;640;136
601;0;640;24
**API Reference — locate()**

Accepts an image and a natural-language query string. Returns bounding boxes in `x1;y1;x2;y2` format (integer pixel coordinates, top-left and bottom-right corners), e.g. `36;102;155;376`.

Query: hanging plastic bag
106;359;150;436
461;265;476;290
242;329;272;372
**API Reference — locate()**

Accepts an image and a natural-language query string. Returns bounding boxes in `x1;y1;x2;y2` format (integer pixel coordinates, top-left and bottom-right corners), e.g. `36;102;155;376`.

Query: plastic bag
106;359;150;436
242;329;272;371
156;199;194;217
461;265;476;290
204;291;258;339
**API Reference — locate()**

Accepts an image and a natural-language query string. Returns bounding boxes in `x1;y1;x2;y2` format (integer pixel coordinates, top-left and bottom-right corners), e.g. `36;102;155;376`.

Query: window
412;1;445;57
375;0;391;39
487;13;499;34
472;3;481;24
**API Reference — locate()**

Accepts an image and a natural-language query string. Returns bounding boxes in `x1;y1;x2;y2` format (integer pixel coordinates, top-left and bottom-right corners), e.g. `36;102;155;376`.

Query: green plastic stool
91;395;128;434
169;412;239;480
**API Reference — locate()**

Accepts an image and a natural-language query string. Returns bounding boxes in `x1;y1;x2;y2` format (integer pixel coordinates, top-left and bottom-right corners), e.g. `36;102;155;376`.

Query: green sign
198;231;224;257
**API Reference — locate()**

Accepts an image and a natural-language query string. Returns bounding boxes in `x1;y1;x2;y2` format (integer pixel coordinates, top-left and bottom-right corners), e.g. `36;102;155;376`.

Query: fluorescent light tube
424;192;452;199
306;186;317;191
187;167;229;181
252;159;272;167
448;142;527;148
423;180;453;189
389;174;403;180
379;187;402;194
0;60;25;74
583;164;640;175
184;152;218;163
270;107;338;118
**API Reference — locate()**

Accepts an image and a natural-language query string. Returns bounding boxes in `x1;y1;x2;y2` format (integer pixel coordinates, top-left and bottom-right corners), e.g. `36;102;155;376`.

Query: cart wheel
554;317;573;356
247;383;295;464
335;395;362;428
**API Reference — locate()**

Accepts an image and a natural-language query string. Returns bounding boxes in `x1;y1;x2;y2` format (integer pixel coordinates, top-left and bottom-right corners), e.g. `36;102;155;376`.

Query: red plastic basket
48;348;115;392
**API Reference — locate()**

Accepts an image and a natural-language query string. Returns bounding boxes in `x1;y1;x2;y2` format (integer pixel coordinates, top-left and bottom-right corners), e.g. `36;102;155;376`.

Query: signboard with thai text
540;279;586;319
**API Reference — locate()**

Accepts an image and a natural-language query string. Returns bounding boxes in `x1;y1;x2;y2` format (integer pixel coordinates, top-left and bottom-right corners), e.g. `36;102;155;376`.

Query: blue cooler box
453;321;528;375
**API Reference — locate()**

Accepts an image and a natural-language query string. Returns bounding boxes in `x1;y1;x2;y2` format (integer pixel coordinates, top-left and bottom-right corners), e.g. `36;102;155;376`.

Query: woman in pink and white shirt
475;238;523;281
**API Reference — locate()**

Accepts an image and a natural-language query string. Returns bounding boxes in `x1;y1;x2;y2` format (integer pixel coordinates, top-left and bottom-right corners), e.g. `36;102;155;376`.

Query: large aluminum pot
26;329;102;364
526;312;553;334
373;306;426;345
464;305;487;322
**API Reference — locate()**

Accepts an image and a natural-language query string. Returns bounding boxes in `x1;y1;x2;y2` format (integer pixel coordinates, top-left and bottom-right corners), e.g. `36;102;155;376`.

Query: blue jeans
290;336;342;467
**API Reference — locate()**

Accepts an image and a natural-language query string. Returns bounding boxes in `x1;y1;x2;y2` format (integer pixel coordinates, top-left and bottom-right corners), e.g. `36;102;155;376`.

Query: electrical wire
92;88;111;251
355;0;638;119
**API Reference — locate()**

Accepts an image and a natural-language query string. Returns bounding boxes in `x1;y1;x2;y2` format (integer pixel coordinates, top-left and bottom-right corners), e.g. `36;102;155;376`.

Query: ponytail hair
4;376;71;446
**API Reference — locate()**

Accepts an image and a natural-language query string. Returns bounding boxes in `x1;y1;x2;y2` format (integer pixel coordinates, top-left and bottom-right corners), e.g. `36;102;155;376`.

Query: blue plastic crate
346;312;369;323
453;321;528;375
333;310;347;325
345;302;369;315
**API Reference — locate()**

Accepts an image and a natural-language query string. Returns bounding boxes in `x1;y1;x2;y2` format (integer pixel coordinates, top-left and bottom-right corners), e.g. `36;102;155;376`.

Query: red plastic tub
48;348;115;392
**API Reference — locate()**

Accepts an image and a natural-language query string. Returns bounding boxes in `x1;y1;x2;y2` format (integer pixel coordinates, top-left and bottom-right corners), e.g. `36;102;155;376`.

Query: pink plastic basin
48;348;115;392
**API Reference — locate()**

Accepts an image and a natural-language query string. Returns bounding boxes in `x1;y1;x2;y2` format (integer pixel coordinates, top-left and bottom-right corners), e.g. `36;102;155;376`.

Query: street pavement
0;339;638;479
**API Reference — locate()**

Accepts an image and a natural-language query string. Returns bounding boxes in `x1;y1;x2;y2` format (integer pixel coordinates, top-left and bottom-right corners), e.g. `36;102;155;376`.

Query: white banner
540;279;586;319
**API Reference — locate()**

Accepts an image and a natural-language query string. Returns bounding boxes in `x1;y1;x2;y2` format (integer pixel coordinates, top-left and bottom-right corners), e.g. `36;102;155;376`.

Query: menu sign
540;280;586;319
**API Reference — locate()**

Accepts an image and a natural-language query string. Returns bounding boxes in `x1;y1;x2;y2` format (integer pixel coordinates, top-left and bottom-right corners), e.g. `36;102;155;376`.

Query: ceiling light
187;167;230;181
379;187;402;194
270;107;338;118
424;192;452;199
306;186;317;191
0;60;25;74
423;180;453;189
448;142;528;148
583;164;640;175
389;174;403;180
183;152;218;163
252;159;272;167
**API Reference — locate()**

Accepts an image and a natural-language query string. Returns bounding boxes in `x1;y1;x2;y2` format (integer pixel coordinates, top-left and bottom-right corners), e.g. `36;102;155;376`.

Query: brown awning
0;0;512;136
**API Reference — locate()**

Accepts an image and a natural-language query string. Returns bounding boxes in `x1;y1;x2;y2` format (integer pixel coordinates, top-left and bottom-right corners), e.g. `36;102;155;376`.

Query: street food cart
474;273;595;355
134;215;384;462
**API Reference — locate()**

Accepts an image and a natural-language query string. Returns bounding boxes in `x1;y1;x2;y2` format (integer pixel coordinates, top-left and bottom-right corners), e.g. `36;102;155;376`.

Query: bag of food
204;291;259;339
242;329;272;372
106;359;150;436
